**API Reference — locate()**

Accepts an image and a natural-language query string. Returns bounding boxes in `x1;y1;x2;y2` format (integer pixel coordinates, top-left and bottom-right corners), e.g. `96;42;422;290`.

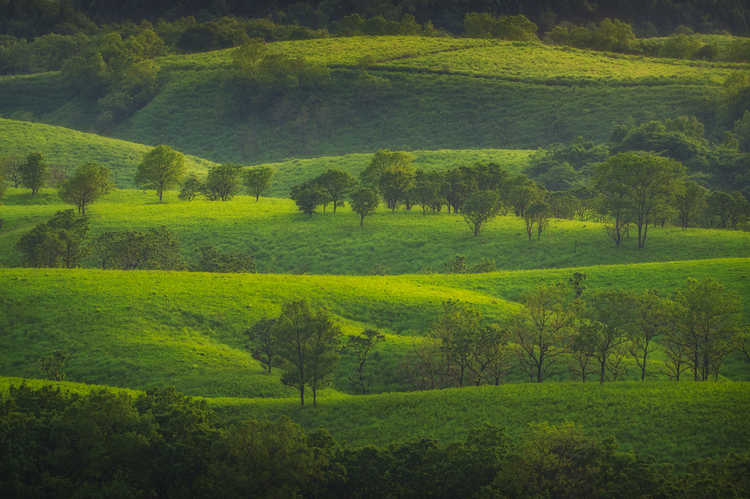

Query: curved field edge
0;118;217;188
0;258;748;397
210;381;750;470
1;375;747;471
2;189;749;273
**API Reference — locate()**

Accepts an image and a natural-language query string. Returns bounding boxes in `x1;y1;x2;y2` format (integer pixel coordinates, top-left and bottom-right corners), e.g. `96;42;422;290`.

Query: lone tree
290;183;330;217
350;187;379;226
19;152;49;196
135;145;187;201
461;190;502;236
58;162;115;215
244;166;274;201
272;301;342;406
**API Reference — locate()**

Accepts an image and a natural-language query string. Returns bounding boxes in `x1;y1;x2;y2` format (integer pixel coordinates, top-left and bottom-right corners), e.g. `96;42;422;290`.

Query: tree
58;162;115;215
350;187;379;226
524;201;551;241
592;153;685;247
244;166;274;201
669;278;742;381
290;183;330;217
512;282;576;383
411;169;444;215
360;149;415;190
91;227;184;270
379;168;415;211
433;300;483;388
134;145;186;201
203;162;243;201
19;152;49;196
316;169;357;213
461;190;502;236
272;301;342;406
674;180;707;229
573;288;636;383
246;317;277;373
0;154;23;188
628;290;670;381
193;245;255;273
15;210;90;268
39;350;67;381
178;173;204;201
347;328;386;395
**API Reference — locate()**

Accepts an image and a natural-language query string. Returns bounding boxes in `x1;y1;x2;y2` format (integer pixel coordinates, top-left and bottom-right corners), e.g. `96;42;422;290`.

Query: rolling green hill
2;188;749;273
0;118;534;191
1;37;745;165
1;258;748;398
0;118;218;187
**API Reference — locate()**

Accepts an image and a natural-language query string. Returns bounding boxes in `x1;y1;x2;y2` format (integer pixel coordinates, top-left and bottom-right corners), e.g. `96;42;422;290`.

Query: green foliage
15;209;90;268
272;300;343;406
347;328;387;395
38;350;67;381
203;162;244;201
463;13;538;41
19;151;49;195
461;190;502;236
193;245;256;273
349;187;380;226
91;226;184;270
134;144;187;201
243;165;274;201
58;162;115;215
178;172;204;201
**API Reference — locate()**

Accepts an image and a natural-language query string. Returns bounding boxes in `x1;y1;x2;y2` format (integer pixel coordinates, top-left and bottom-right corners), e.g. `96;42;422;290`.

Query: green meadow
1;33;749;475
2;188;749;275
1;36;744;164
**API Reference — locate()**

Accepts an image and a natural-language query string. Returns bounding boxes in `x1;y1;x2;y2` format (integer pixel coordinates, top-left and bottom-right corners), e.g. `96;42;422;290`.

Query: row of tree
396;275;748;390
4;381;749;499
14;209;256;273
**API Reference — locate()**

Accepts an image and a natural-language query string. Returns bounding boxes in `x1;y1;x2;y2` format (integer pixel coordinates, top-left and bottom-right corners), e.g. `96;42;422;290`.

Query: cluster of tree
245;300;344;406
14;208;255;273
226;38;331;118
398;300;513;390
462;13;540;41
398;275;746;389
336;13;440;37
5;0;749;43
177;163;275;202
512;275;745;384
4;382;750;499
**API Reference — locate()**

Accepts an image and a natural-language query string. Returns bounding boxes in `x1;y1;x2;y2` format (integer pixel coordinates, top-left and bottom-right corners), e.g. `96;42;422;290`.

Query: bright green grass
3;188;749;274
381;42;745;86
0;118;217;187
0;259;748;398
208;381;750;470
0;37;734;166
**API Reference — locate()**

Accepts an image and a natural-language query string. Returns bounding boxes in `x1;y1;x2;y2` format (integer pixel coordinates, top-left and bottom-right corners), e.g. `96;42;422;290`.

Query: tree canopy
134;145;187;201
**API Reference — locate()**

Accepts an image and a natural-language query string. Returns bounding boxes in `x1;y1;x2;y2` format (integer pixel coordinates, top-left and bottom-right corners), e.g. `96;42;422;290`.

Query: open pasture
1;258;748;397
2;188;749;274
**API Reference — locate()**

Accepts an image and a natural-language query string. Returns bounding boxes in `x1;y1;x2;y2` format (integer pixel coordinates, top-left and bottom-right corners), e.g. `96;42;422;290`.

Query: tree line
2;381;750;499
393;274;749;389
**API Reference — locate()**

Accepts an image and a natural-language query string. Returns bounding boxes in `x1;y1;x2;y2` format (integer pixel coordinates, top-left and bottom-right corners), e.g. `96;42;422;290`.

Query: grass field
2;188;749;274
1;36;743;165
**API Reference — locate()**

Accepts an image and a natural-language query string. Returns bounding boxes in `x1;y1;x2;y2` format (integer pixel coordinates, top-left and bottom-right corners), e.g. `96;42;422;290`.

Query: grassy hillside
1;259;748;398
1;37;744;165
0;119;218;187
2;375;747;470
0;118;533;191
2;188;749;273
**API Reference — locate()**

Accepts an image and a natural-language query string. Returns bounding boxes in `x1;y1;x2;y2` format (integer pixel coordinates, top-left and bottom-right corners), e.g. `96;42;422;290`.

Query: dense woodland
1;1;750;497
